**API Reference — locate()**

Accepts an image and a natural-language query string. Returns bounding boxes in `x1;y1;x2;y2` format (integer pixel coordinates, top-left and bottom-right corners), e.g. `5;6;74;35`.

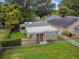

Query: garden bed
61;31;79;43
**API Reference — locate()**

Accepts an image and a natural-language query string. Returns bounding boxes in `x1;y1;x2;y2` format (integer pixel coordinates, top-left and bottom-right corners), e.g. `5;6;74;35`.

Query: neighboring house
46;16;79;35
20;22;58;44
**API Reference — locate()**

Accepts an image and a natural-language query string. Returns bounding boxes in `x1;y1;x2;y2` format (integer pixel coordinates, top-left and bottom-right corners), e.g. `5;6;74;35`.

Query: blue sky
53;0;61;10
0;0;4;2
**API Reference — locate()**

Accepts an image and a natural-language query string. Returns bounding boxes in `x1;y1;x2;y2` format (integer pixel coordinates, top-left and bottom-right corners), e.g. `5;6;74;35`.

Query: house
46;16;79;35
20;22;58;44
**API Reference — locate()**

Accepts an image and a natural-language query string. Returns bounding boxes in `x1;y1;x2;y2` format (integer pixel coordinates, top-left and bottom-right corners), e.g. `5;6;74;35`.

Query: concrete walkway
59;35;79;48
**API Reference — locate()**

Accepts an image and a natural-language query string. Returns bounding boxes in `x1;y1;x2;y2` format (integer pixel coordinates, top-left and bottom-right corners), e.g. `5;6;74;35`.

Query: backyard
1;40;79;59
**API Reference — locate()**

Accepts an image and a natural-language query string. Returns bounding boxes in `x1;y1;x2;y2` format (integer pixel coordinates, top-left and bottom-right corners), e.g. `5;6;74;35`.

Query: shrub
62;31;70;35
1;39;21;47
62;31;73;37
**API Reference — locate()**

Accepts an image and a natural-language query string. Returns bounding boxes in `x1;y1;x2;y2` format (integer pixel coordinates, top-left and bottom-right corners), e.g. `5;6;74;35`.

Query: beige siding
45;33;58;40
67;20;79;33
49;20;79;34
49;24;65;33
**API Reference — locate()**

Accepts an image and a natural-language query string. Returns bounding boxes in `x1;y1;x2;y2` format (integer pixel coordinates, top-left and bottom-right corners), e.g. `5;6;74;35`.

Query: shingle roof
24;22;49;27
21;22;58;34
47;16;79;28
26;26;58;34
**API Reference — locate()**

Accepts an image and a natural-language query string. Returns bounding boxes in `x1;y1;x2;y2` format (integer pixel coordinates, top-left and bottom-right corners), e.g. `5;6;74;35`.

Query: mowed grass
2;40;79;59
0;29;27;46
75;39;79;43
0;29;8;41
73;36;79;43
0;29;27;41
3;32;27;40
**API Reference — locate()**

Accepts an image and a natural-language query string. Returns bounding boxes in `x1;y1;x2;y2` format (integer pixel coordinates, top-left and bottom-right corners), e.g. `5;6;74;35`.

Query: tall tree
59;6;69;17
59;0;79;16
35;0;55;18
7;0;55;21
0;4;22;27
0;4;22;38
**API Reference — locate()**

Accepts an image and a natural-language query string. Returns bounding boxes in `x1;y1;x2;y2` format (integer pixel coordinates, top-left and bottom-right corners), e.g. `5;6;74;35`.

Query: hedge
1;39;21;47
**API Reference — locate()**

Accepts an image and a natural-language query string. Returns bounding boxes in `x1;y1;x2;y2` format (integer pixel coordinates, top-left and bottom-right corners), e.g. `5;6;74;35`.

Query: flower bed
61;31;76;38
62;31;79;43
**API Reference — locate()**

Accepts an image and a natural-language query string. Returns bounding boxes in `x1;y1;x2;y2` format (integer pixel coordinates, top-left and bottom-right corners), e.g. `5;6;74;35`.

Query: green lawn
74;36;79;43
2;40;79;59
0;29;8;41
75;39;79;43
0;29;27;46
0;29;27;41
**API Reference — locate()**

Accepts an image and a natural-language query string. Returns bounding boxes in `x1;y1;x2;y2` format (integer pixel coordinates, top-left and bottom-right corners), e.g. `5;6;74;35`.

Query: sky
0;0;4;2
53;0;61;10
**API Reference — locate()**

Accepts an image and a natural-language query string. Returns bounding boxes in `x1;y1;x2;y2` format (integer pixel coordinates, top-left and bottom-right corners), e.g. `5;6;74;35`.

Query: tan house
46;16;79;34
20;22;58;44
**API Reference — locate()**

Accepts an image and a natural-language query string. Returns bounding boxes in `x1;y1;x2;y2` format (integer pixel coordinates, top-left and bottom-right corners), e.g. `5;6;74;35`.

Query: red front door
40;33;44;41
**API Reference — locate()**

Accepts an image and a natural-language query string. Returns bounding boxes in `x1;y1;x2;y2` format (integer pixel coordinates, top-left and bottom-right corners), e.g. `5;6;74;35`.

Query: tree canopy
7;0;55;20
59;0;79;16
0;4;22;27
59;6;69;17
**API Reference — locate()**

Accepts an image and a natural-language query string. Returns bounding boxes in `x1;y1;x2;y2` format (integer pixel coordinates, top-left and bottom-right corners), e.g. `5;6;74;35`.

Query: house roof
26;26;58;34
21;22;58;34
24;22;49;27
46;16;79;28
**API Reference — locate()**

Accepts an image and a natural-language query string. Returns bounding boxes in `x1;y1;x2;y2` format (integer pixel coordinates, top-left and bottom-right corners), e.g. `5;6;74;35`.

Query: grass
2;40;79;59
0;29;27;46
0;29;27;41
0;29;8;41
4;32;27;40
74;38;79;43
73;36;79;43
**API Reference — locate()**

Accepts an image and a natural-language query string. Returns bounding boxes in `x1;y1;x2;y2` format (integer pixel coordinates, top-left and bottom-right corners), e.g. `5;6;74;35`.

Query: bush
62;31;70;35
1;39;21;47
62;31;73;37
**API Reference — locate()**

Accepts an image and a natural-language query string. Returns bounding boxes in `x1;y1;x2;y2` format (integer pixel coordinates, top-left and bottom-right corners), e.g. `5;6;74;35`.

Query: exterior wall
49;20;79;34
67;20;79;34
49;24;65;34
45;32;58;40
28;32;58;41
76;29;79;35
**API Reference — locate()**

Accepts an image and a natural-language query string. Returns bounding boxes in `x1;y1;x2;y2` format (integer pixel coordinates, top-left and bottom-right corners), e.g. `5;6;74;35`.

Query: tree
59;6;69;17
0;4;22;27
7;0;55;21
34;0;55;20
0;4;22;38
67;9;75;16
59;0;79;16
50;10;59;16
